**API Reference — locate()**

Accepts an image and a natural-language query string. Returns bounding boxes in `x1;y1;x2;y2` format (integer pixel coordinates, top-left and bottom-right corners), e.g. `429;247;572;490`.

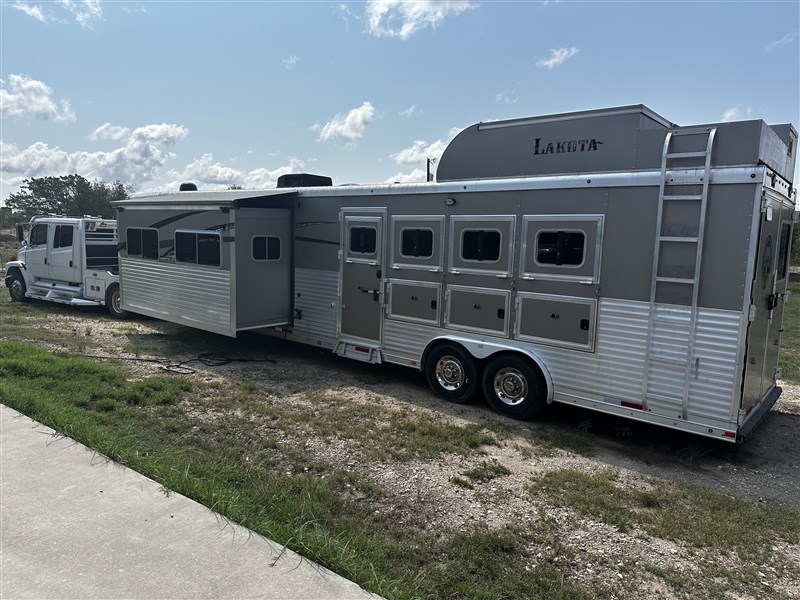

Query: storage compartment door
516;293;597;352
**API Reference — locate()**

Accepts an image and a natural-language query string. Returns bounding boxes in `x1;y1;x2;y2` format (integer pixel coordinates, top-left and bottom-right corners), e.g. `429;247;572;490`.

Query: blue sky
1;1;798;203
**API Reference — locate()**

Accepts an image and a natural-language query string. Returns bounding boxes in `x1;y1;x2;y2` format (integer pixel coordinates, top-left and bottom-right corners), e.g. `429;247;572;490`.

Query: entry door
25;222;50;280
742;193;784;413
339;210;385;342
49;224;79;283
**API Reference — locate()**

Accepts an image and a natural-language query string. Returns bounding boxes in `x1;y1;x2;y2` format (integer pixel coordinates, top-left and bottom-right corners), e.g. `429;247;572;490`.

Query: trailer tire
105;283;127;319
482;353;546;420
425;342;479;404
8;271;28;303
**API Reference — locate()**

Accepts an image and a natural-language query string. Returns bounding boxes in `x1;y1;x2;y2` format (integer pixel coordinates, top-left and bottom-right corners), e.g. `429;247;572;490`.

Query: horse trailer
113;105;798;441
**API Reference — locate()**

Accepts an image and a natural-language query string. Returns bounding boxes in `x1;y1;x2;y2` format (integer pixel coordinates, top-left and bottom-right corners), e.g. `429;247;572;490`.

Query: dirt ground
7;305;800;598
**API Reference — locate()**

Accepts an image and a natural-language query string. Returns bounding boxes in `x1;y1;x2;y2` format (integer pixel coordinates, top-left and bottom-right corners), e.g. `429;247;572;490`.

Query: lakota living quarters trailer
4;215;125;317
113;105;798;442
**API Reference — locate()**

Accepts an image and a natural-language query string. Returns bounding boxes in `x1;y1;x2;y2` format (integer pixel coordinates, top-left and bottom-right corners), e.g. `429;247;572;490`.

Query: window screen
400;228;433;258
197;233;220;266
536;231;586;266
349;227;376;254
253;236;281;261
462;230;500;262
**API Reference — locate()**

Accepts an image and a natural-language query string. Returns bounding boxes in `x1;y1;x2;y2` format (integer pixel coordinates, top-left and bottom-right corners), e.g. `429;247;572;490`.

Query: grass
529;468;800;597
779;282;800;383
0;340;592;599
2;275;800;599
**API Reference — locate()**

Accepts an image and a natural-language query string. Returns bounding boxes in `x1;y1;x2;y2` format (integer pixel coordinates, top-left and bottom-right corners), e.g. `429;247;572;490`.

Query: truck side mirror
16;224;26;245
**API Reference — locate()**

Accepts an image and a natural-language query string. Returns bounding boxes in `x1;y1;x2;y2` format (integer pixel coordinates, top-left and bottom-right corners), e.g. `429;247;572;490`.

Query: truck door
49;223;79;283
25;222;51;281
339;209;385;343
742;191;785;413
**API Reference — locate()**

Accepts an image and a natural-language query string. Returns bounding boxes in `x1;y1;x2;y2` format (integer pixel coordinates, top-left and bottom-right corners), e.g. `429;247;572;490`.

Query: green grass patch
529;469;800;560
0;340;591;600
779;282;800;383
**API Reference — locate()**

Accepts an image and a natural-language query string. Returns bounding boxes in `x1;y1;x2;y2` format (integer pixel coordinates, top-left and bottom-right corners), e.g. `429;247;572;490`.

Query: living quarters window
536;230;586;266
253;236;280;261
400;228;434;258
349;227;377;255
127;228;159;260
462;229;501;262
53;225;74;248
175;231;221;267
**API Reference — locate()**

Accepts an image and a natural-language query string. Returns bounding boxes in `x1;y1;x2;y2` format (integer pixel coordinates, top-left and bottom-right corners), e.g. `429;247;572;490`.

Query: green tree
4;175;132;219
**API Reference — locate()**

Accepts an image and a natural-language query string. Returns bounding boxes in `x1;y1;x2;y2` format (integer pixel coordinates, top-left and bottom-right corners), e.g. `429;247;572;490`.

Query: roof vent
179;182;198;191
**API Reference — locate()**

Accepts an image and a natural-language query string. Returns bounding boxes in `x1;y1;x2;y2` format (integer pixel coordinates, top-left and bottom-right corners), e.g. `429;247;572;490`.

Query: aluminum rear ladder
642;127;717;419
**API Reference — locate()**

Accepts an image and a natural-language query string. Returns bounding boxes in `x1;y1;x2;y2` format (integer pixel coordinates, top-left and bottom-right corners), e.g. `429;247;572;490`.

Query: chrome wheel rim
435;356;465;391
110;290;122;314
492;368;528;406
10;279;23;301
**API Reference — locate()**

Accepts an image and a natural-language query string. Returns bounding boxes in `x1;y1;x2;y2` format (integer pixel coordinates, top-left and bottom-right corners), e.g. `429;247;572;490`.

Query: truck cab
4;216;125;318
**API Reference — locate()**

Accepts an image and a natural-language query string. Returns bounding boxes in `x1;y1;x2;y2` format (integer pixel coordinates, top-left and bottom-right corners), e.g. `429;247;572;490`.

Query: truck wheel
482;354;547;420
8;271;28;303
425;342;479;404
105;284;127;319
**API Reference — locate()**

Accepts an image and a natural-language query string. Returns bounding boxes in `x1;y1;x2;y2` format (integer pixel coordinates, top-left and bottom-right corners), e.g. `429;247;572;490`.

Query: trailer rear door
742;190;787;414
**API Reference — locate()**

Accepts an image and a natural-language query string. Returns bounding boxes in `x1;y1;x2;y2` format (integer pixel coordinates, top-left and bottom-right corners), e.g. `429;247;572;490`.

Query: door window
54;225;74;249
30;224;48;246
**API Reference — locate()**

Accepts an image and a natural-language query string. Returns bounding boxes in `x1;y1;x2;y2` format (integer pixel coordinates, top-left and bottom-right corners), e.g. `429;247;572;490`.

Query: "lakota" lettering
533;138;601;155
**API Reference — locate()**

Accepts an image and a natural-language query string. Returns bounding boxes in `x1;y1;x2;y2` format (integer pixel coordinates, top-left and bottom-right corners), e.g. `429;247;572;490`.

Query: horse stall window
253;236;281;261
461;229;501;262
400;228;434;258
536;230;586;266
349;226;377;255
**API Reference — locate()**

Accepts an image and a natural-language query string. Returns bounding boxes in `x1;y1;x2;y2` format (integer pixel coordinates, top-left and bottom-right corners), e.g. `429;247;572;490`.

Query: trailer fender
423;336;554;404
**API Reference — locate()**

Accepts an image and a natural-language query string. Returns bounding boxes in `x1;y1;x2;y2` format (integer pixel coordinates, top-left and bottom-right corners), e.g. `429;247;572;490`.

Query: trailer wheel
8;271;28;303
105;284;127;319
425;342;479;404
482;354;546;420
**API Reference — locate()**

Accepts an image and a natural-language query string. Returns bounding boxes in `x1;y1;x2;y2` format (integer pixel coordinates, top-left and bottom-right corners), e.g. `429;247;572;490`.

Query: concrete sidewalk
0;404;379;599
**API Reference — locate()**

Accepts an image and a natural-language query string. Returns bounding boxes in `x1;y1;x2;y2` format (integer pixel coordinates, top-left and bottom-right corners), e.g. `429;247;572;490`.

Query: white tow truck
4;215;126;318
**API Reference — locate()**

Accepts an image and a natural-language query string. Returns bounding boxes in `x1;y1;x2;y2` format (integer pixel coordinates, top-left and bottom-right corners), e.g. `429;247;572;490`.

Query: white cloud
282;55;300;69
336;3;356;32
366;0;476;40
384;168;427;184
399;104;422;118
58;0;102;28
90;123;131;142
765;32;797;52
0;74;77;123
390;139;448;165
317;101;376;143
166;155;305;190
536;47;579;69
495;90;519;105
11;2;49;22
721;105;753;122
1;123;189;192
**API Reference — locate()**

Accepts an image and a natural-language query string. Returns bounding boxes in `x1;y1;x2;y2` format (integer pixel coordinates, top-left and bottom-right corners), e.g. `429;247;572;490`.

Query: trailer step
334;341;383;364
655;276;695;284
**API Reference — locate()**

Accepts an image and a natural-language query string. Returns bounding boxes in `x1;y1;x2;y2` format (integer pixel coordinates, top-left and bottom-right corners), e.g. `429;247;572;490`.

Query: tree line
2;175;131;225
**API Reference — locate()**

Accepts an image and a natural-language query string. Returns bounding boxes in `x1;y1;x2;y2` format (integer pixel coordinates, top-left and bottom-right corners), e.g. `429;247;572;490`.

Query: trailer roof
113;189;296;208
